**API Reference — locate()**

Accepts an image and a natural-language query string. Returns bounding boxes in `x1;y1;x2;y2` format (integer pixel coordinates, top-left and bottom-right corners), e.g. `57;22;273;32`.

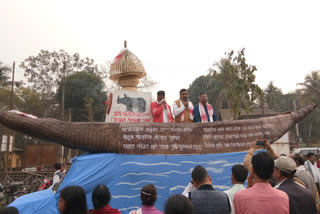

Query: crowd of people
2;140;320;214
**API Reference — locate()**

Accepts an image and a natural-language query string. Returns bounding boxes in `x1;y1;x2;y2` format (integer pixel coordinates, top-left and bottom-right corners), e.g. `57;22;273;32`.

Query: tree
0;62;11;87
298;70;320;105
20;50;98;98
0;87;50;149
137;75;158;91
263;81;283;112
0;88;17;110
188;75;227;116
210;49;262;119
297;70;320;141
20;50;99;119
56;72;107;122
15;87;45;117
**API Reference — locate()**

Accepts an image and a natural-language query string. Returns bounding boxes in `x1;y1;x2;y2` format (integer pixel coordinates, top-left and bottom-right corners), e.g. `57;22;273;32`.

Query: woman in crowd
165;194;193;214
58;185;88;214
129;184;163;214
0;207;19;214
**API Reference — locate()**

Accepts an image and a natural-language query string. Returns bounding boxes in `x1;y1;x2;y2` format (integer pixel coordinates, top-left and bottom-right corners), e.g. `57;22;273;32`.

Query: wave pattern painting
10;151;251;214
74;152;248;213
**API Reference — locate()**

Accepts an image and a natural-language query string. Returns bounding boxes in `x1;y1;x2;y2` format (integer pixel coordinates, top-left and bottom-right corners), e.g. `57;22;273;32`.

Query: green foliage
297;70;320;141
15;87;45;117
188;74;227;108
298;70;320;105
56;72;107;122
0;86;44;119
264;81;284;112
262;72;320;142
210;49;262;119
0;88;15;110
20;49;98;98
0;87;47;149
0;62;11;87
20;50;101;119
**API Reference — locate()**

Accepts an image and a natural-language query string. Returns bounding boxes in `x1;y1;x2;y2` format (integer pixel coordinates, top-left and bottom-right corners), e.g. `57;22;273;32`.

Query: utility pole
5;62;16;172
67;108;72;162
293;99;300;145
60;58;66;163
4;135;9;172
61;59;66;121
9;62;15;110
261;92;265;116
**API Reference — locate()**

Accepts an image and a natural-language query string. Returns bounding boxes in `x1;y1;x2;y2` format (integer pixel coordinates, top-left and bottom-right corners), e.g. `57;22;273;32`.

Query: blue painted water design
11;151;251;214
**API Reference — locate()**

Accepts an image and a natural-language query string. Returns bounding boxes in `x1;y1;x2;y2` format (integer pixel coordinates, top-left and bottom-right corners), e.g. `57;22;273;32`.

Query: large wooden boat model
0;104;316;155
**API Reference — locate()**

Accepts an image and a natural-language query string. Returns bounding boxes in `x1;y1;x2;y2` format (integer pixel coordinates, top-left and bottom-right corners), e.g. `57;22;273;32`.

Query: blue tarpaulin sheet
10;151;250;214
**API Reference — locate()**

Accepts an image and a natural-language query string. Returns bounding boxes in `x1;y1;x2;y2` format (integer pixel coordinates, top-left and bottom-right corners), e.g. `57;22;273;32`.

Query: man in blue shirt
193;93;217;122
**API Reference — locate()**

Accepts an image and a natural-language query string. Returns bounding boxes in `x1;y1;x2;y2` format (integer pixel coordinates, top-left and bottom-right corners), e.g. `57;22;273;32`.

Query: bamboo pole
60;59;66;163
9;62;15;172
9;62;15;110
293;99;300;144
67;108;72;162
5;135;9;172
5;62;16;172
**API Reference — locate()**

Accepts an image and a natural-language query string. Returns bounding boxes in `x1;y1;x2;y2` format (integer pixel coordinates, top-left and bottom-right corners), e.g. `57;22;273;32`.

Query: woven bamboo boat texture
0;104;316;155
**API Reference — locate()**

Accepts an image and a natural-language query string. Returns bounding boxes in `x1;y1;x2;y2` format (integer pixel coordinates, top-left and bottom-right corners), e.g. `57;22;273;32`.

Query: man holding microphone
172;89;194;123
150;90;174;123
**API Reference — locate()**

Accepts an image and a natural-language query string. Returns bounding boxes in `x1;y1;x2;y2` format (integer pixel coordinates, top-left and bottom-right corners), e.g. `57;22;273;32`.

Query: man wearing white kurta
172;89;194;123
305;152;320;193
224;164;248;214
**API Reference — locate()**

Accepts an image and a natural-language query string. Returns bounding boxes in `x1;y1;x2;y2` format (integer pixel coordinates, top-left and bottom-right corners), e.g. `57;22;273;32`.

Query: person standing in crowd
0;183;4;201
150;91;174;123
129;184;163;214
63;162;71;174
293;153;319;211
172;89;194;123
165;194;193;214
234;152;289;214
193;93;217;123
185;165;230;214
243;140;278;187
39;178;51;191
305;152;320;193
51;163;65;190
58;186;88;214
89;185;120;214
243;140;279;173
274;156;316;214
0;207;19;214
224;164;248;214
317;154;320;171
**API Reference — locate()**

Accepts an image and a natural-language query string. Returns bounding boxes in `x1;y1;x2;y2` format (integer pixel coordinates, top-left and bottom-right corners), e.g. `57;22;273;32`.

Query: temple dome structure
109;41;146;91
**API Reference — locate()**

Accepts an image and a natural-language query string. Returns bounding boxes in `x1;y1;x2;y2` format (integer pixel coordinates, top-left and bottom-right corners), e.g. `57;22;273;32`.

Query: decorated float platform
9;152;260;214
0;42;316;213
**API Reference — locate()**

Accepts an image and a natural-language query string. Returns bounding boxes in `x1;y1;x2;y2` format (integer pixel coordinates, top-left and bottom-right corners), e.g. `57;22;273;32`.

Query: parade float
0;42;316;214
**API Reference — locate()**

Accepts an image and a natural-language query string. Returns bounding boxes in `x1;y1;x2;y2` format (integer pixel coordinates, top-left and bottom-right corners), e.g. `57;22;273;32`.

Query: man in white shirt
172;89;194;123
304;152;320;193
224;164;248;214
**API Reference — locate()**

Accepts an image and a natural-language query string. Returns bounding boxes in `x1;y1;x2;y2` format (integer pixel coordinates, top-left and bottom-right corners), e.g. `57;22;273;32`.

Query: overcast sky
1;0;320;105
